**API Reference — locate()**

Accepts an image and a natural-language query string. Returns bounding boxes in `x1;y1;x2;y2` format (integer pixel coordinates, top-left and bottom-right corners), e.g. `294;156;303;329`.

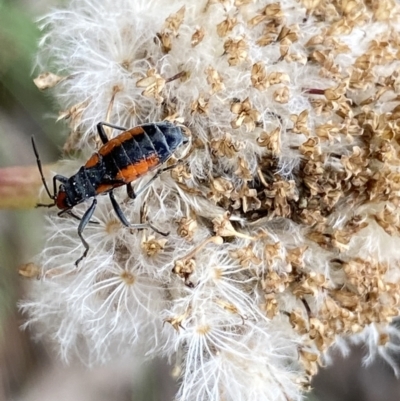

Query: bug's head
55;185;71;210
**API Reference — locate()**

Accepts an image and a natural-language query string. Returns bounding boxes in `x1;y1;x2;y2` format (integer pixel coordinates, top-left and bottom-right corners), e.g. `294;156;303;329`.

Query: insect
32;121;186;266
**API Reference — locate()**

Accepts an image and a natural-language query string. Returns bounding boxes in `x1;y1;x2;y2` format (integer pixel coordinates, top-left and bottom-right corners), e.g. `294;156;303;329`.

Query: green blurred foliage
0;0;63;337
0;0;65;163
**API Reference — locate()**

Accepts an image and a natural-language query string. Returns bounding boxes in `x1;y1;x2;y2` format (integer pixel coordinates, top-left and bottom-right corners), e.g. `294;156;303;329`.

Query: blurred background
1;0;400;400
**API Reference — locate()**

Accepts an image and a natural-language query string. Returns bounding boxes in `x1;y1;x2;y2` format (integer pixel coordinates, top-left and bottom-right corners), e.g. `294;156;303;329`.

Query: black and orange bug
32;121;186;266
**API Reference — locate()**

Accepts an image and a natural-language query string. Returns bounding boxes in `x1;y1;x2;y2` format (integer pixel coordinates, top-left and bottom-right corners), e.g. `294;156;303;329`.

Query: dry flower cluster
21;0;400;400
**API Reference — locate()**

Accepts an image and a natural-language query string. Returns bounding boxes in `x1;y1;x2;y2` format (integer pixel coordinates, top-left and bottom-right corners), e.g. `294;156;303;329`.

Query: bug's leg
126;183;136;199
61;209;100;225
75;198;97;266
53;174;68;192
98;122;128;131
97;123;110;145
109;191;132;227
109;191;169;236
97;122;128;144
127;163;180;199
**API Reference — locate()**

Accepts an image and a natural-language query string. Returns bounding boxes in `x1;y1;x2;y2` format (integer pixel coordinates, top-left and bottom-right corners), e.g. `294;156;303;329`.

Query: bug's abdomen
86;123;182;195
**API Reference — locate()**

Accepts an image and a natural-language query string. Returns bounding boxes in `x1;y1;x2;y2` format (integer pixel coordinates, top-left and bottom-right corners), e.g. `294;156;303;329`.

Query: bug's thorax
57;169;98;209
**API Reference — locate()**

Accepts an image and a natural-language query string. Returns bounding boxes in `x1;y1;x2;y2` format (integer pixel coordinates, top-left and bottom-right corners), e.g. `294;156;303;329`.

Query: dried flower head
22;0;400;400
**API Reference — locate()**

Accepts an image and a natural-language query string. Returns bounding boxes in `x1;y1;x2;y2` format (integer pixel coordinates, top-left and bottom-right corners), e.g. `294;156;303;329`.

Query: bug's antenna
31;136;54;200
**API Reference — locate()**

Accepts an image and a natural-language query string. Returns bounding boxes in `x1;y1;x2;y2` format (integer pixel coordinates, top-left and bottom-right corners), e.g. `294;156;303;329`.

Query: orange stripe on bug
116;154;160;182
99;127;146;156
95;183;115;195
85;153;100;168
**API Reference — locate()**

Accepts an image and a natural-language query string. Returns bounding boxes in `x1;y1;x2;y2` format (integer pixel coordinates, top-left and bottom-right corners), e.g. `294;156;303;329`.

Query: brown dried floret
248;3;284;27
205;66;225;94
234;156;253;181
248;13;268;28
349;68;375;90
257;128;281;155
277;25;299;57
136;69;166;103
298;208;326;227
309;317;332;351
164;6;186;34
264;242;283;266
230;244;262;268
213;213;255;240
173;258;196;283
33;72;66;90
234;0;254;6
324;82;347;101
331;229;352;252
300;0;323;13
306;33;351;55
191;27;205;47
216;17;237;37
141;235;168;257
290;110;309;135
223;37;248;66
326;18;353;37
19;262;41;279
262;270;289;294
208;177;234;203
256;21;280;47
57;99;90;125
157;31;173;53
263;2;284;19
373;204;400;236
210;132;244;158
262;294;280;318
299;137;321;160
177;216;198;241
290;310;308;334
286;247;308;269
294;272;329;298
299;349;319;376
157;6;186;52
231;183;261;213
264;178;298;218
341;146;369;179
271;71;291;87
315;122;340;141
170;164;192;183
191;95;209;114
309;98;332;116
306;231;331;249
370;0;398;21
251;62;268;91
273;86;290;103
164;310;189;331
214;300;241;322
231;97;261;131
